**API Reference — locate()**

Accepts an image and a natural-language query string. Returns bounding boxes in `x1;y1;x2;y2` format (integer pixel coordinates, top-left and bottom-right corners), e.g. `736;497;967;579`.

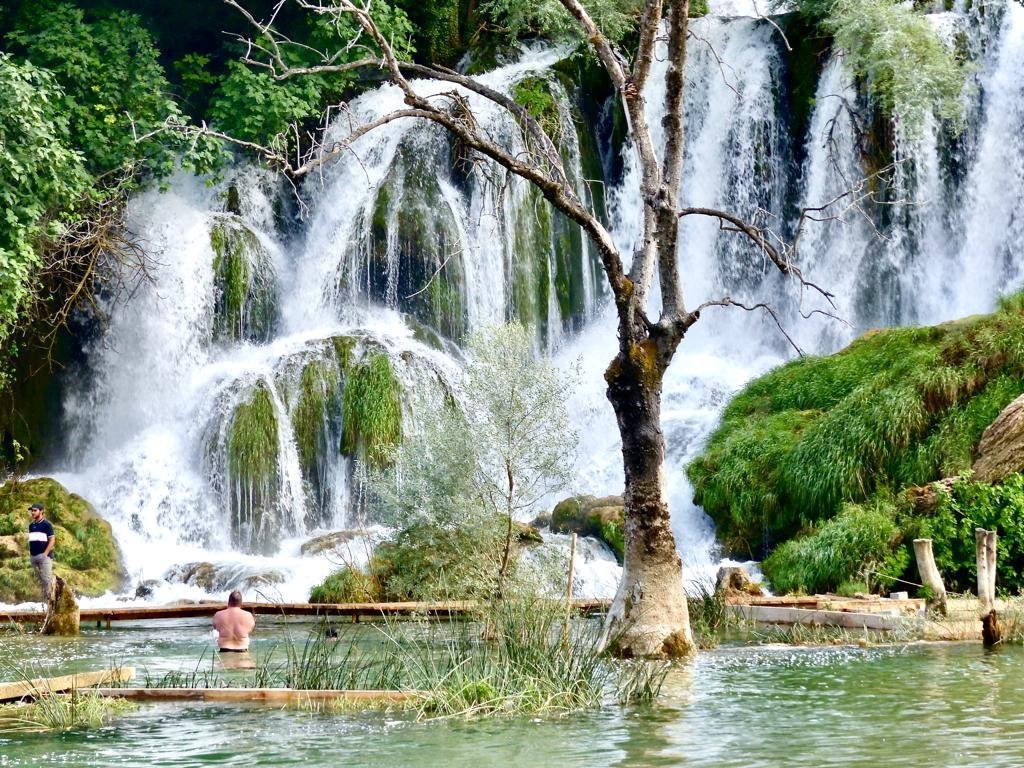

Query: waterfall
32;2;1024;606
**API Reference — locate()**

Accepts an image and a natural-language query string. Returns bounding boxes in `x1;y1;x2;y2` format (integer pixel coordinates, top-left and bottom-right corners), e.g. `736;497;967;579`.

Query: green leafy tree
788;0;967;133
7;3;182;177
369;323;577;598
0;55;90;347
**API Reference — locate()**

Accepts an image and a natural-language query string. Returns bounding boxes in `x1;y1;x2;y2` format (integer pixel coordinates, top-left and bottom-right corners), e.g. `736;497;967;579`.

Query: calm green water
2;622;1023;767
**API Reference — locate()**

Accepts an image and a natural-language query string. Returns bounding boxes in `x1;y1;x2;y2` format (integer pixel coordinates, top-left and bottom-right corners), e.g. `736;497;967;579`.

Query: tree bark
912;538;947;616
599;343;692;657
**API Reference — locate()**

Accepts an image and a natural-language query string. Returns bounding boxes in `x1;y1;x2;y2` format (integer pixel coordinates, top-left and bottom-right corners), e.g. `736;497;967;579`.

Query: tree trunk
599;345;692;658
912;538;947;616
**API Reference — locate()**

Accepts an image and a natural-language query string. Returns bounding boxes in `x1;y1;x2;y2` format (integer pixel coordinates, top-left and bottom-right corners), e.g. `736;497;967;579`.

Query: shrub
762;497;909;595
309;567;381;603
910;473;1024;595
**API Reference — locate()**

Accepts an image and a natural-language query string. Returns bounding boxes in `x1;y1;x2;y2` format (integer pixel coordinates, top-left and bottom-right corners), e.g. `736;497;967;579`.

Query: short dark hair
228;590;243;607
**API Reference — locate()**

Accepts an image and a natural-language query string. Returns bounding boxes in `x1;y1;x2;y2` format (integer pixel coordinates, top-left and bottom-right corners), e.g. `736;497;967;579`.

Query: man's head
28;503;44;522
228;590;243;607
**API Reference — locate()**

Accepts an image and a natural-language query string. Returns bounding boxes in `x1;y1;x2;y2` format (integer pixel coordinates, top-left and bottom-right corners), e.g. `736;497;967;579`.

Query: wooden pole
976;527;1001;647
566;533;577;600
912;538;947;616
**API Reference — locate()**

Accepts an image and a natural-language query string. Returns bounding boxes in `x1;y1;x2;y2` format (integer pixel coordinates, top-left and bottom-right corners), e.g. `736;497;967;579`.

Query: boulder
715;566;763;598
134;579;161;599
165;561;284;595
513;521;543;546
0;477;125;604
973;394;1024;483
300;530;358;556
550;495;625;563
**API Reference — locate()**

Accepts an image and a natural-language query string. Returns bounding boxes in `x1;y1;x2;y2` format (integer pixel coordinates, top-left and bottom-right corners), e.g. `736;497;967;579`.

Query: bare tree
186;0;839;657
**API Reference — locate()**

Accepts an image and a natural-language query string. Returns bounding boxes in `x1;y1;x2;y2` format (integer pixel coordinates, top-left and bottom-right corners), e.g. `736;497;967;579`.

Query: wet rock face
300;530;359;556
0;477;125;604
973;394;1024;483
165;561;284;595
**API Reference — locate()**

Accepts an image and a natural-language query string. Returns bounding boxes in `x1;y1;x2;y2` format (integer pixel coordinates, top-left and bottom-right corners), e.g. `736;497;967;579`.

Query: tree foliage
789;0;967;133
0;55;90;347
367;323;577;598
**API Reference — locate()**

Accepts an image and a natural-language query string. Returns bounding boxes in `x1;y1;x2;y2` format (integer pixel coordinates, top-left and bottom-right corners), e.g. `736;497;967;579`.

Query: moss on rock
550;494;625;563
210;215;276;343
690;293;1024;560
0;477;125;603
341;353;402;468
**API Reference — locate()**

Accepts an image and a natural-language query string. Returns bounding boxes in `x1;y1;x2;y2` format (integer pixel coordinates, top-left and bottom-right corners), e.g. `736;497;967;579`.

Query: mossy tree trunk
601;336;692;657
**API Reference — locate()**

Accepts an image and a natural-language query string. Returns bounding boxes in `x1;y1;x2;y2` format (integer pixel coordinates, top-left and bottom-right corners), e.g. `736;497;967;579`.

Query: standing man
28;503;55;603
212;590;256;653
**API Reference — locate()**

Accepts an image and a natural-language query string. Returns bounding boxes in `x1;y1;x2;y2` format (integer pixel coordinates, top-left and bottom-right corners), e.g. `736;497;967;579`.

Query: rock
42;576;80;636
973;394;1024;483
0;535;21;560
134;579;161;599
513;522;543;546
550;494;625;564
300;530;358;556
715;566;763;598
0;477;125;604
165;561;285;594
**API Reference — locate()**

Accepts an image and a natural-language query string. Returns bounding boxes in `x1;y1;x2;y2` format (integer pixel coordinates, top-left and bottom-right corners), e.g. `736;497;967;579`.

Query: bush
762;497;909;595
909;473;1024;595
371;524;501;601
309;567;381;603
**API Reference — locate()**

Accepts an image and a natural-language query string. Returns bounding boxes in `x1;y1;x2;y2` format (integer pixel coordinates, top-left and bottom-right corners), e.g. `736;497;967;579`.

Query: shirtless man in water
212;590;256;653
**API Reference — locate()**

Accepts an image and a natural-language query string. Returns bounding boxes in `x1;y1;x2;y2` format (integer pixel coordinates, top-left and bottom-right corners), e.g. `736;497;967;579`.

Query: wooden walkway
0;599;612;627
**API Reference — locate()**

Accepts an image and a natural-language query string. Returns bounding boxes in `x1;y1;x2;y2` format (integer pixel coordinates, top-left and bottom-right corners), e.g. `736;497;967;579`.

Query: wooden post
563;533;577;646
913;538;947;616
976;528;1001;647
566;533;577;600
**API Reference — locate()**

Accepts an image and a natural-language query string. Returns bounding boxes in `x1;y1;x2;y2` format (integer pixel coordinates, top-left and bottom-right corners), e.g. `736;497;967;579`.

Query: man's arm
43;524;54;557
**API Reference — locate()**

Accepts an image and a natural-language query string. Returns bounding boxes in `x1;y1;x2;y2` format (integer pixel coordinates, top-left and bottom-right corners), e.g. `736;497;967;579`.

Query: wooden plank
0;599;611;625
727;595;925;615
0;668;135;703
730;605;910;631
91;687;419;704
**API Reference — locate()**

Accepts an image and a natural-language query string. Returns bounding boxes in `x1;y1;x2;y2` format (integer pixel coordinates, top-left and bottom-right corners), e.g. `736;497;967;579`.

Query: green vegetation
210;217;276;342
291;359;342;475
147;599;669;717
512;77;563;143
762;496;910;595
789;0;967;132
226;382;280;551
911;473;1024;595
690;297;1024;559
0;689;136;732
691;296;1024;595
341;353;403;468
0;477;125;602
363;323;577;599
308;566;381;603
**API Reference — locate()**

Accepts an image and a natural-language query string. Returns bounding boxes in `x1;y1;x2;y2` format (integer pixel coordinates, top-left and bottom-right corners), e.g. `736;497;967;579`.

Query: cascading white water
24;3;1024;607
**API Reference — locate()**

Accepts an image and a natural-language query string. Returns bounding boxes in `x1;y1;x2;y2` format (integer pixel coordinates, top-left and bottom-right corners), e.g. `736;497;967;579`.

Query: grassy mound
689;294;1024;561
0;477;125;603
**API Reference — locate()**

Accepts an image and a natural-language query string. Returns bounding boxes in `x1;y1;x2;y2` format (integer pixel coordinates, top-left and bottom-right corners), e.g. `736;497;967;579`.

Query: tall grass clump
690;296;1024;558
291;358;341;475
397;597;668;718
342;353;403;467
762;496;910;595
0;690;136;732
210;217;276;343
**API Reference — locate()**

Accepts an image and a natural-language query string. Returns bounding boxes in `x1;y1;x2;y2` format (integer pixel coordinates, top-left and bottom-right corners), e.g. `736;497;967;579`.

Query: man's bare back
213;601;256;651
